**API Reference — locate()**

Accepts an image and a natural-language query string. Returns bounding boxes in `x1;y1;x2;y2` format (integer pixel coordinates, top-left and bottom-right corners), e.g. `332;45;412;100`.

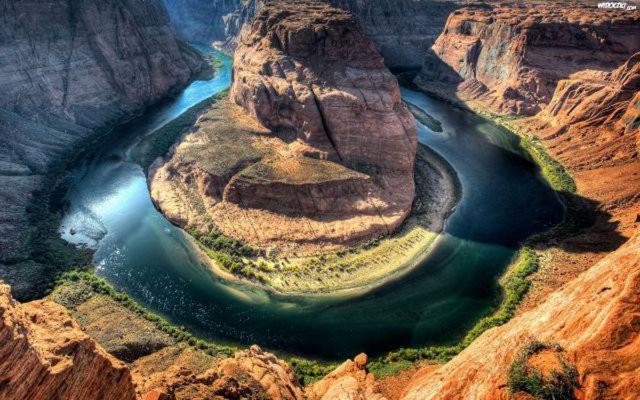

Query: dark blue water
59;50;564;360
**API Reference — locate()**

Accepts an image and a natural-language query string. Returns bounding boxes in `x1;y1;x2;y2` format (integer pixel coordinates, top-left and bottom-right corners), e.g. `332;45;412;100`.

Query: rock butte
150;0;418;255
1;0;640;399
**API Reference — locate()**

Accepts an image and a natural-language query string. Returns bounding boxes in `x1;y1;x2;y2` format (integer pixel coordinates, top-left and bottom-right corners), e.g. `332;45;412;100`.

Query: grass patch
368;359;416;378
133;90;229;169
55;269;237;358
188;228;271;284
508;341;579;400
518;135;575;193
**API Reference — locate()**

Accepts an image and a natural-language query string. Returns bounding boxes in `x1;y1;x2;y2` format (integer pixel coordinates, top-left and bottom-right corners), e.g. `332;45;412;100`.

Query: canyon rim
0;1;639;400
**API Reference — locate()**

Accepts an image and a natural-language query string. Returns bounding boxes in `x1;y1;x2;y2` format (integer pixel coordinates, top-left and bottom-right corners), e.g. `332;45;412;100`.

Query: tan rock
416;3;640;116
151;0;418;255
310;353;387;400
0;283;137;400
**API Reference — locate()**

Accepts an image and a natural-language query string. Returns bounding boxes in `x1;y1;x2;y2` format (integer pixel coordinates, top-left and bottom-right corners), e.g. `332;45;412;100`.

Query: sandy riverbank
183;143;460;297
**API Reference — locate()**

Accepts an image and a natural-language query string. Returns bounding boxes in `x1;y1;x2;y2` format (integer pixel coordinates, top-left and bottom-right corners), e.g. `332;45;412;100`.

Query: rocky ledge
416;3;640;115
150;0;419;255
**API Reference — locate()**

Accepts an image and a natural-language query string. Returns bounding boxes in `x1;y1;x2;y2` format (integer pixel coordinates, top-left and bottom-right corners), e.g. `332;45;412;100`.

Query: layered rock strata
162;0;457;68
151;1;418;254
401;227;640;400
0;283;136;400
0;0;205;296
416;4;640;115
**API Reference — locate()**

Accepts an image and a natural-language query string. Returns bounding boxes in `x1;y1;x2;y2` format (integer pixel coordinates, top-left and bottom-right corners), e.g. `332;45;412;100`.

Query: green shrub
56;270;237;357
508;342;580;400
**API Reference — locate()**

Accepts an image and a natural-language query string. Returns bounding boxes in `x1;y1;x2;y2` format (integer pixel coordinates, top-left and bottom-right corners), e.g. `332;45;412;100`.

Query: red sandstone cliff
150;0;418;254
415;4;640;115
401;5;640;399
401;227;640;400
0;283;136;400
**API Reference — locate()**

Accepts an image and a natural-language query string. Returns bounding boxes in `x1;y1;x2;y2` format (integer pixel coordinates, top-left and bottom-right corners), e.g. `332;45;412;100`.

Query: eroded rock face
0;0;205;296
135;345;305;400
519;51;640;244
416;4;640;115
401;228;640;400
162;0;456;68
162;0;244;44
310;353;387;400
0;283;137;400
152;0;417;254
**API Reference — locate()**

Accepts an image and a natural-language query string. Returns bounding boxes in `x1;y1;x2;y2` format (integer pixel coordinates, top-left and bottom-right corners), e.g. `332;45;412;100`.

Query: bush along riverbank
366;95;585;378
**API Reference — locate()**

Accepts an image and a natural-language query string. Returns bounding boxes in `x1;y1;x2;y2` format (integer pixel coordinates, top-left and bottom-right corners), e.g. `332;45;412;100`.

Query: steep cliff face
0;283;137;400
416;4;640;115
326;0;457;68
161;0;242;44
161;0;457;68
0;0;205;288
401;227;640;400
151;0;418;254
527;52;640;172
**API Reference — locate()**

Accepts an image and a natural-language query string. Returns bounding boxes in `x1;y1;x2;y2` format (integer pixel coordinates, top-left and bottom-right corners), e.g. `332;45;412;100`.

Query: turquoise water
59;50;563;360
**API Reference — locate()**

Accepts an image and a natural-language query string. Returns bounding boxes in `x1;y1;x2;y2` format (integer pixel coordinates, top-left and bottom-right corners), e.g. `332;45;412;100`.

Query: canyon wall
402;4;640;399
150;0;418;254
0;0;205;295
0;283;137;400
416;4;640;115
325;0;458;68
161;0;457;68
401;227;640;400
162;0;241;44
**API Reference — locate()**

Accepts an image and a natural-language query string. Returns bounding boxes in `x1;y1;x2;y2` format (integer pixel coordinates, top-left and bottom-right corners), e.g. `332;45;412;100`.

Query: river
58;48;564;360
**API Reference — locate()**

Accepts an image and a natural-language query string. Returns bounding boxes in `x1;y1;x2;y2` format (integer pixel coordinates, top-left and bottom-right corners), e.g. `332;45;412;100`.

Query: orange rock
0;283;137;400
401;229;640;400
310;353;387;400
416;3;640;116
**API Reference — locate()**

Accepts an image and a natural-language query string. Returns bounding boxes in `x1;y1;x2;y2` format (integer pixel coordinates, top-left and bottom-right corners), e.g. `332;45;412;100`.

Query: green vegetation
288;358;338;386
55;269;236;357
518;134;575;193
189;228;270;283
133;90;229;168
508;341;579;400
368;359;416;378
371;246;540;377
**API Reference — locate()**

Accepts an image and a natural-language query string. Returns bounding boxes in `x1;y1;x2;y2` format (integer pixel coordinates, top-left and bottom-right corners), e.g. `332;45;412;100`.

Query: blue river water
59;48;564;360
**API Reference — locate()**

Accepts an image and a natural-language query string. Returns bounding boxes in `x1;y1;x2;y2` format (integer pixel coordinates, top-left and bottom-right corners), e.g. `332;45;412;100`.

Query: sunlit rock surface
150;0;418;254
416;3;640;115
